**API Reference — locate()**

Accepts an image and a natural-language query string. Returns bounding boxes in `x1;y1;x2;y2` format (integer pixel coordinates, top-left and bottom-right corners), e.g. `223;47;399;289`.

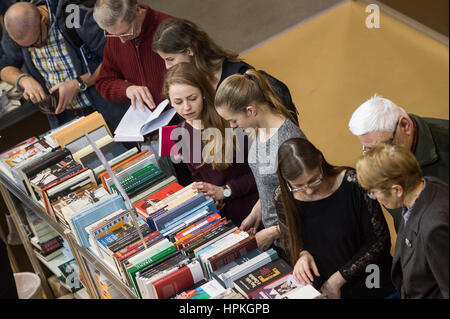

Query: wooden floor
242;0;449;252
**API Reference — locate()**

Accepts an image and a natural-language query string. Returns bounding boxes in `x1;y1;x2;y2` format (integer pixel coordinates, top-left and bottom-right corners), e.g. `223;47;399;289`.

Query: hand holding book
126;85;156;111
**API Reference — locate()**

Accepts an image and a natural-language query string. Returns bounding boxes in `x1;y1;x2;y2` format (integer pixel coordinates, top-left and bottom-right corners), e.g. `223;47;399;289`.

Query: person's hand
320;271;345;299
293;250;320;285
51;80;80;114
193;182;225;201
126;85;155;111
240;202;261;235
19;76;47;104
255;226;279;251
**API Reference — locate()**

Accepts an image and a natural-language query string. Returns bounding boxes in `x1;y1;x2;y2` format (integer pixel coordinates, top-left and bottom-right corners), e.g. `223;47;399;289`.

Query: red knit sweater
95;5;172;105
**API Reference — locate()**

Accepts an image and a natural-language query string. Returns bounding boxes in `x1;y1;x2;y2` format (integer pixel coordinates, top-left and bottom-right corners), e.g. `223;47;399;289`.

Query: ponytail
215;69;298;126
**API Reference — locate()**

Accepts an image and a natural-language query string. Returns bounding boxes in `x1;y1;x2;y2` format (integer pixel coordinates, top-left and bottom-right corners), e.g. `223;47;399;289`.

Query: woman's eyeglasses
287;171;324;193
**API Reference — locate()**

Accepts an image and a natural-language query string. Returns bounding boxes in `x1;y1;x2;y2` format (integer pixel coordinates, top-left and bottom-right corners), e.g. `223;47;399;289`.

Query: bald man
0;0;127;131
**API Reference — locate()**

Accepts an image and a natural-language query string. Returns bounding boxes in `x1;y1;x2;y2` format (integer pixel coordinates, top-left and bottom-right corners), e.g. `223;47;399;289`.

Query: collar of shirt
401;178;426;223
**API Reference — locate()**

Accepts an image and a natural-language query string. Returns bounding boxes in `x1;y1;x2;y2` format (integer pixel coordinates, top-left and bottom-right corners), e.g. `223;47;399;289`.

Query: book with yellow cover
51;112;112;148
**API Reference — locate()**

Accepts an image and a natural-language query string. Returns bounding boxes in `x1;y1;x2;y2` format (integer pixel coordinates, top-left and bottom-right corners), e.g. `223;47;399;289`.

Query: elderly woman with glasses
356;143;449;299
274;138;395;299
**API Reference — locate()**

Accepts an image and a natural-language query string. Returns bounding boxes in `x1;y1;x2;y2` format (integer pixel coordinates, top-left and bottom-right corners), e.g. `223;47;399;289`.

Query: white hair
348;94;408;136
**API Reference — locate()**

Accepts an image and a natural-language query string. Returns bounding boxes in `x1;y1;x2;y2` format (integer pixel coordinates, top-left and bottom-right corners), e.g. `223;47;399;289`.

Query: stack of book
1;111;325;300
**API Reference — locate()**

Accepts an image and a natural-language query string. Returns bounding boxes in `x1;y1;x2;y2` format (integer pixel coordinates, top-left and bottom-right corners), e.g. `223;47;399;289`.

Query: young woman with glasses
275;138;395;299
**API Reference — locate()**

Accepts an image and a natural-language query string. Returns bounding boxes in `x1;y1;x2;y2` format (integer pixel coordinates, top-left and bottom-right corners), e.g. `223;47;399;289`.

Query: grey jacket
392;176;449;299
0;0;127;131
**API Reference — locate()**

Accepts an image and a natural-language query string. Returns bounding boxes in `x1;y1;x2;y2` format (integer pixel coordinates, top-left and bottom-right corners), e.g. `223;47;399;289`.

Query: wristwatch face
77;77;87;92
223;187;231;198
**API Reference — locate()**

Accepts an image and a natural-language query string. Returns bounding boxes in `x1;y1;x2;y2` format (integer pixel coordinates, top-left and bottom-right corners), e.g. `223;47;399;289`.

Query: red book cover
152;261;203;299
158;125;179;157
134;181;183;217
208;235;258;272
174;212;221;242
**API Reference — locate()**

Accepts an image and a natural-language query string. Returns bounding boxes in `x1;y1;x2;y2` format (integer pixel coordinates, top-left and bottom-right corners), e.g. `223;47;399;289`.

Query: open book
114;99;176;142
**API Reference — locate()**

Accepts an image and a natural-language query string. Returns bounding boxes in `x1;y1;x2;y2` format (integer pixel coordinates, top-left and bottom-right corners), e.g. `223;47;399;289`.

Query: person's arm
338;171;391;282
51;64;102;113
0;28;48;103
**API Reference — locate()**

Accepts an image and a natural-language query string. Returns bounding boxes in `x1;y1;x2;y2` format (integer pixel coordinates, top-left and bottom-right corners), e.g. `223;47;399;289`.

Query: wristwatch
223;185;232;198
75;76;88;92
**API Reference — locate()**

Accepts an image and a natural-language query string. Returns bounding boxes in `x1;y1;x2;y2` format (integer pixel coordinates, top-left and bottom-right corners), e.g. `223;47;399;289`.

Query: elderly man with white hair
349;94;448;230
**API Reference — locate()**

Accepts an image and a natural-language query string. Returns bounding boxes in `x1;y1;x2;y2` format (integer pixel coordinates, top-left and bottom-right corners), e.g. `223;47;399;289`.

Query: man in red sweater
93;0;172;111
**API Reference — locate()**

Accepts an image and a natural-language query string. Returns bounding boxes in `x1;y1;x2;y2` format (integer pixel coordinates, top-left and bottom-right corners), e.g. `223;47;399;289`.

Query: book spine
114;234;164;262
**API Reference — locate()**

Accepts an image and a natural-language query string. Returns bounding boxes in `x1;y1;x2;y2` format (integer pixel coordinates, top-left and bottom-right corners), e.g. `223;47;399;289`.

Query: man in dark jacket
348;94;449;231
0;0;127;131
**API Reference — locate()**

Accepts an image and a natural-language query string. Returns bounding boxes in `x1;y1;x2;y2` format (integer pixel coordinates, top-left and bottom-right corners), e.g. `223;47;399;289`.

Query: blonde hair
356;143;422;194
163;63;234;171
215;69;298;126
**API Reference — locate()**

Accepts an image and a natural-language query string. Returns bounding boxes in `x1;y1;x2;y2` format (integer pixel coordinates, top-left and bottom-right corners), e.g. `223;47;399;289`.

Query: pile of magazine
0;111;322;300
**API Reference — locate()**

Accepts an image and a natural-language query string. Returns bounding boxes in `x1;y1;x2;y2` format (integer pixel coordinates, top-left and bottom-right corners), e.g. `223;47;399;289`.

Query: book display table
0;167;139;299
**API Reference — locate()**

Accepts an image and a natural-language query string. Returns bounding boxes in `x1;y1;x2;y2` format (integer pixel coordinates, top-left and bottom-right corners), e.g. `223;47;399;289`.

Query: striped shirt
30;21;91;110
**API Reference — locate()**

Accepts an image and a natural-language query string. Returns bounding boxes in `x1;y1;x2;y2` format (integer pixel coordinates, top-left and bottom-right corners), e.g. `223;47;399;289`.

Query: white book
281;284;322;299
114;99;176;142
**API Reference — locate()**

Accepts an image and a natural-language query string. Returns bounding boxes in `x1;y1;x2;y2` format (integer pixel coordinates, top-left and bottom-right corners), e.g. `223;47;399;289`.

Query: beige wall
243;0;449;169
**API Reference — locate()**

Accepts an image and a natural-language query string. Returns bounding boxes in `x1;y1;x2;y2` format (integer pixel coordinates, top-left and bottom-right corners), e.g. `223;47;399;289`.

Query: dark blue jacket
0;0;128;131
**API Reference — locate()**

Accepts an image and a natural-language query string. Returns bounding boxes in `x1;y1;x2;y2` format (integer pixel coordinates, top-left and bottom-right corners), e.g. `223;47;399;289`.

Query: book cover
148;192;207;231
174;278;226;300
134;181;183;218
208;235;258;272
251;273;320;299
172;212;222;245
219;248;279;289
30;156;83;192
79;141;128;170
21;148;72;199
72;135;114;164
51;111;111;148
98;150;150;189
233;258;293;299
40;167;90;217
152;260;204;299
70;194;127;248
158;125;179;157
93;147;138;177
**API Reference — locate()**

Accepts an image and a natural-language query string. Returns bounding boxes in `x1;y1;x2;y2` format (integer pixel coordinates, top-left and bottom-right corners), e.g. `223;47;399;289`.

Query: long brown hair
276;138;350;265
153;18;240;84
163;62;234;171
215;69;298;126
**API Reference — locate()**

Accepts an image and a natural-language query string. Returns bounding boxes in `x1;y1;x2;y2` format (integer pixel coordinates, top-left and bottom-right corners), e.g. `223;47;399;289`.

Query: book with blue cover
146;191;206;231
158;198;217;236
70;194;127;248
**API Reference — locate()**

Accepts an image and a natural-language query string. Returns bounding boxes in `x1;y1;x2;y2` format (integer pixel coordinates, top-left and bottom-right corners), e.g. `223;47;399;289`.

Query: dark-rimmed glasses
362;119;399;155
